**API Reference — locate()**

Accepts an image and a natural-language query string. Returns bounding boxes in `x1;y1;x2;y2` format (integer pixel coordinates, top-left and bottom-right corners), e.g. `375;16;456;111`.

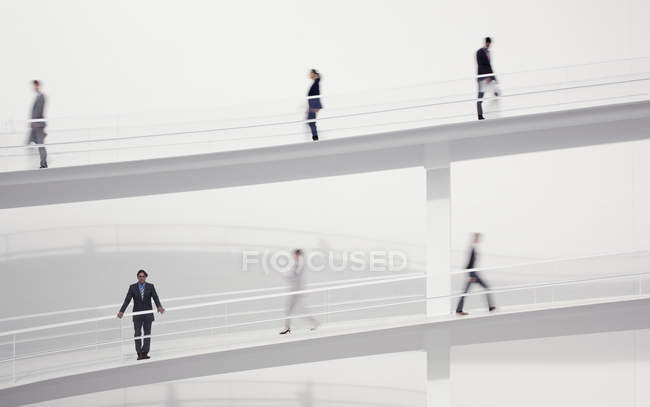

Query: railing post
119;317;123;359
225;304;229;334
325;290;330;325
12;334;16;383
424;143;452;317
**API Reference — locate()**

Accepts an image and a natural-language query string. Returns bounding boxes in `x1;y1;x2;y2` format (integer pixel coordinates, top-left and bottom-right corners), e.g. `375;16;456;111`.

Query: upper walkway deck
1;99;649;209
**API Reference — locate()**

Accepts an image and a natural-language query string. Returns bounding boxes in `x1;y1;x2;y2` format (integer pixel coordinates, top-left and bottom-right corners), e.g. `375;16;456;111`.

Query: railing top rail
9;54;650;126
0;66;639;143
0;273;424;324
4;246;650;324
0;273;426;337
4;75;650;151
2;269;650;339
0;293;424;347
454;247;650;275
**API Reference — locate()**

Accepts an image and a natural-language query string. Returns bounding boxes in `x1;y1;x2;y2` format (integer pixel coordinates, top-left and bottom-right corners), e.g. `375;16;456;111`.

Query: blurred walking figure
28;80;48;168
476;37;499;120
117;270;165;360
279;249;320;334
306;69;322;141
456;233;496;315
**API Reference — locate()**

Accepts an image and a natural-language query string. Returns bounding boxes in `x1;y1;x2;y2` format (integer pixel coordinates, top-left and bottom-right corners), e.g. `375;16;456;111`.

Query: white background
0;0;648;119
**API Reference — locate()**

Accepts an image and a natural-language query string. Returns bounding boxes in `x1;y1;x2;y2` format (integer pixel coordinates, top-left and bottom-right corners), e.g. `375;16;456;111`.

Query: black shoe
137;353;143;360
279;328;291;335
478;116;485;120
40;164;48;169
312;136;319;141
489;306;496;312
142;354;150;359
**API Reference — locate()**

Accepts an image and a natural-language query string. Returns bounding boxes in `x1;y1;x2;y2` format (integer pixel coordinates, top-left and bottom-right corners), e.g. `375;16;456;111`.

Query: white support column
425;142;452;316
425;329;451;407
424;143;453;406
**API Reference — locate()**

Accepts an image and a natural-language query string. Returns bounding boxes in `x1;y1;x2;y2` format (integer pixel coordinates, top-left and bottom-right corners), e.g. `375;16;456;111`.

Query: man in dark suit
476;37;499;120
456;233;496;315
117;270;165;360
307;69;322;141
28;80;48;168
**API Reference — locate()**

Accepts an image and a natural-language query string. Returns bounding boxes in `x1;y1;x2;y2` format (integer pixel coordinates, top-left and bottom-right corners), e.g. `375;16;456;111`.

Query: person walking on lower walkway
306;69;322;141
280;249;320;334
28;80;48;168
117;270;165;360
456;233;496;315
476;37;499;120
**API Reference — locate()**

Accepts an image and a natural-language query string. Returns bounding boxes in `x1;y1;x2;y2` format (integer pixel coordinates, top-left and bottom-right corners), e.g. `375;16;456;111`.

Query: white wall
452;139;650;259
0;0;648;121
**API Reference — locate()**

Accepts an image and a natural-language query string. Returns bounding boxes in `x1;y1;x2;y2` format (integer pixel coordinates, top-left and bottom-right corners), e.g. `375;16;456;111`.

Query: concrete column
425;329;451;406
425;143;452;316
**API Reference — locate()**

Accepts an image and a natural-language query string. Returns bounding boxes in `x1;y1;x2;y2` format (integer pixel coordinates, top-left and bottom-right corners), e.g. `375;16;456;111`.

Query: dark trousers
456;274;494;312
476;79;499;119
307;111;318;140
476;90;486;119
133;316;153;355
29;128;47;167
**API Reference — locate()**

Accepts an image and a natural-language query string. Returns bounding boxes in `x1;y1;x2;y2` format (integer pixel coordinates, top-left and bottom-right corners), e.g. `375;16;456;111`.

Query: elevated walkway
1;295;649;406
1;100;649;209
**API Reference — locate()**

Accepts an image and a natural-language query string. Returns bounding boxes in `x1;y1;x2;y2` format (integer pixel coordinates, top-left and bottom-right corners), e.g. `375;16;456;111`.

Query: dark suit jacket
119;283;163;321
307;78;322;110
476;47;496;82
466;247;479;278
31;93;46;129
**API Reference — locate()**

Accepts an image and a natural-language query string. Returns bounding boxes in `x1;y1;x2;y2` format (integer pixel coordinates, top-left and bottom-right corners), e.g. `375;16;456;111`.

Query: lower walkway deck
1;294;649;406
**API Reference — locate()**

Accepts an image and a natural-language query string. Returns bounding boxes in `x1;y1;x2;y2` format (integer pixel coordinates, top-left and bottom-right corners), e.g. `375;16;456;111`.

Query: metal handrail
3;245;649;324
2;268;648;340
0;270;647;366
0;273;426;338
0;67;639;142
6;87;648;162
0;294;423;347
5;75;650;151
0;273;424;324
8;54;649;127
453;247;650;275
